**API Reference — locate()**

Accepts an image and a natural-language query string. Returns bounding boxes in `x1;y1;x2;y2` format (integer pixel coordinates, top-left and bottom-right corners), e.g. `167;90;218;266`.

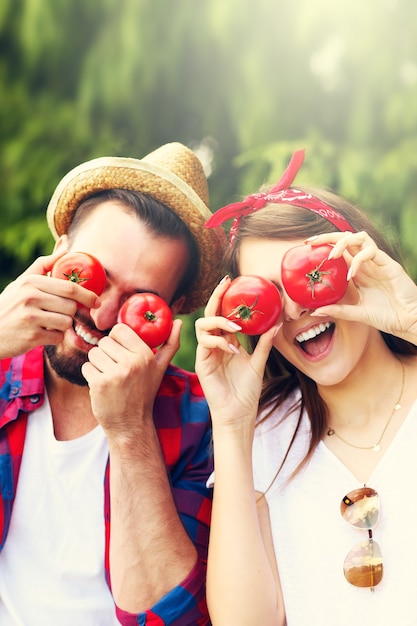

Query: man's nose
89;292;121;331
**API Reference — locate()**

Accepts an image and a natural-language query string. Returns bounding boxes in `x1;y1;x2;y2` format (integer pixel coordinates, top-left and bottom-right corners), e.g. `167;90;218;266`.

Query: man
0;143;226;624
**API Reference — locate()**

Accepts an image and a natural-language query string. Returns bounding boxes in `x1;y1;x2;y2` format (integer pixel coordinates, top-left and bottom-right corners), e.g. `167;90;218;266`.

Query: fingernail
310;310;327;317
305;235;319;242
327;247;335;260
219;275;229;285
228;343;240;354
347;267;353;281
227;321;242;331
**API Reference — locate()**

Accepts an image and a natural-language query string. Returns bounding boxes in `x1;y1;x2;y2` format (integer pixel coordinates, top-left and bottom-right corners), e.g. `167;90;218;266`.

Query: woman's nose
281;292;310;322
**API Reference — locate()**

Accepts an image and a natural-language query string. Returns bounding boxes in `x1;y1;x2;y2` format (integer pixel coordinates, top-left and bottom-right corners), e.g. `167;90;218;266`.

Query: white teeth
296;322;331;343
74;324;99;346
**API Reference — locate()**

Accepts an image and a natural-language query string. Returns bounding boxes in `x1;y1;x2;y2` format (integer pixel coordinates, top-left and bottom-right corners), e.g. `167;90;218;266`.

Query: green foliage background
1;0;416;370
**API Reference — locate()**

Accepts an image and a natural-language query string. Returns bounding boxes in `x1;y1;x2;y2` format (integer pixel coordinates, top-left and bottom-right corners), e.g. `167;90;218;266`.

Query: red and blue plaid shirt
0;346;212;625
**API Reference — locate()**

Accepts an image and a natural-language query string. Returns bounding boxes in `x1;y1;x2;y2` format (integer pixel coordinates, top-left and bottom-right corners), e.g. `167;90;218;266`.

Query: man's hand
81;319;182;440
0;252;100;358
82;319;200;614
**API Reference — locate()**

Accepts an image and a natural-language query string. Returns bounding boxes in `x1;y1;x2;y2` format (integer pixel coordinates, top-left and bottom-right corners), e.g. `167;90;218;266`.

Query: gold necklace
327;359;405;453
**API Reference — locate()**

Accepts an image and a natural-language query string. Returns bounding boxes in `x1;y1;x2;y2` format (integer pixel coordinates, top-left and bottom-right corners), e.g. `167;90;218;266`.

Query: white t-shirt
0;395;120;625
253;391;417;626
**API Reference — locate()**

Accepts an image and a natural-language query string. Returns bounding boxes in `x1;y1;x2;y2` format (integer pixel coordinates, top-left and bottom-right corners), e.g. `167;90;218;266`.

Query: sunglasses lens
340;487;379;529
344;540;383;587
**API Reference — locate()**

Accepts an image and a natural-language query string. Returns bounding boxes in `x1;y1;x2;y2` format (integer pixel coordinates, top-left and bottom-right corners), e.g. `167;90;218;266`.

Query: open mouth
295;322;335;357
73;322;100;346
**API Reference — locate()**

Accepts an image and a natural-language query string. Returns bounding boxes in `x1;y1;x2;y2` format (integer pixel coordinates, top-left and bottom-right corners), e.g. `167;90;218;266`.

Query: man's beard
44;308;108;386
44;344;88;386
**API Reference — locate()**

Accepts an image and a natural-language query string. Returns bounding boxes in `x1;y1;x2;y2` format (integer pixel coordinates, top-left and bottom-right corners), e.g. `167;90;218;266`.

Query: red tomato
281;243;349;308
118;293;173;348
221;275;282;335
51;252;106;297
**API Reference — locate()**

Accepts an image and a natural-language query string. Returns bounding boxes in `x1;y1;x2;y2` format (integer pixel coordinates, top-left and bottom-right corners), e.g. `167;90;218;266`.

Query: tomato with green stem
221;275;282;335
51;252;107;297
118;293;173;348
281;243;349;308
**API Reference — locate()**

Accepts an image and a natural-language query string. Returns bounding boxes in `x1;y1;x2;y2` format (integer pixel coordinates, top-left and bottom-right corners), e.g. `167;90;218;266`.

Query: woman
195;150;417;625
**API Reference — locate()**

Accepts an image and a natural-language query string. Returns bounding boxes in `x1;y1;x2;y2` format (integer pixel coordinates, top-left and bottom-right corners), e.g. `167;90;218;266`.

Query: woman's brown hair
226;185;417;478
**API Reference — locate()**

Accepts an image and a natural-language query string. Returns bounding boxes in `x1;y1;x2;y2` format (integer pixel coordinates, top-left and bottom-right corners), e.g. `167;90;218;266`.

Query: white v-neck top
253;391;417;626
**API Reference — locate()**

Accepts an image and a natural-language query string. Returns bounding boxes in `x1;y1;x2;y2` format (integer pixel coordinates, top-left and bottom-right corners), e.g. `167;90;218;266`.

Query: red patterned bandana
205;149;355;243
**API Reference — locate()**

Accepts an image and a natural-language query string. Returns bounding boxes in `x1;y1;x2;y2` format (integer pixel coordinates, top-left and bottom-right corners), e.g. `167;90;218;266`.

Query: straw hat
46;142;226;313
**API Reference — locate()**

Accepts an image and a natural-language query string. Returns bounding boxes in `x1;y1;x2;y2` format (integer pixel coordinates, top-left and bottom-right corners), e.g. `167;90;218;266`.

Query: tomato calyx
143;310;158;322
305;259;334;298
228;295;264;322
63;267;93;286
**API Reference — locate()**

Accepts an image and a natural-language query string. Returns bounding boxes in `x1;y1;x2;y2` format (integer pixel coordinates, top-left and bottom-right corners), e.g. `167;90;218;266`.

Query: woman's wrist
212;417;255;453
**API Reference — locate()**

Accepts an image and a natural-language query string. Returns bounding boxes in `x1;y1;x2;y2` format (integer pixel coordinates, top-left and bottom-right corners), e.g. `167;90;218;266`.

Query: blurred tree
0;0;416;370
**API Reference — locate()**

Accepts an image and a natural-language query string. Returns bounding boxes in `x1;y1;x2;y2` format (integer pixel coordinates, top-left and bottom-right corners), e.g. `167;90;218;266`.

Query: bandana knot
205;149;354;243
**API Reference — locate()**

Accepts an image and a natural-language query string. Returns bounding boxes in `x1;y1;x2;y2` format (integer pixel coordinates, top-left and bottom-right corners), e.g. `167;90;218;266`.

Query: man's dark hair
68;189;199;305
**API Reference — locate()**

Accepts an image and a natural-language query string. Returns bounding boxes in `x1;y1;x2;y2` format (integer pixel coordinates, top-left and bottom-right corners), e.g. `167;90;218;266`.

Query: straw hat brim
46;153;226;313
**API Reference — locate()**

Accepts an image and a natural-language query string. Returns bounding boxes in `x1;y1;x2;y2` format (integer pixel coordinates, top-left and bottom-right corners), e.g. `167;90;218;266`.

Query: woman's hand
195;277;278;431
308;231;417;343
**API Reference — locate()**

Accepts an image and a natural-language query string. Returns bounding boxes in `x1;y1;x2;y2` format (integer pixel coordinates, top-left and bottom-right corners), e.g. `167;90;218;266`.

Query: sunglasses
340;486;383;591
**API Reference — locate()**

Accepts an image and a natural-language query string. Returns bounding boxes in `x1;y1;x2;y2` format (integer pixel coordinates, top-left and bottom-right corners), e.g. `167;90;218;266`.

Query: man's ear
170;294;186;316
53;234;70;254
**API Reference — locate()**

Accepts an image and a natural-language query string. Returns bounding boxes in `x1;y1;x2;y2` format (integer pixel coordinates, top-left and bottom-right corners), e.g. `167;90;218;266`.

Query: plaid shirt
0;346;212;625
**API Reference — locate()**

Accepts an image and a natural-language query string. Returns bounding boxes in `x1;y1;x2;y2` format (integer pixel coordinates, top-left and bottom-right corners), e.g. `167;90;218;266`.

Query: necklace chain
327;359;405;453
